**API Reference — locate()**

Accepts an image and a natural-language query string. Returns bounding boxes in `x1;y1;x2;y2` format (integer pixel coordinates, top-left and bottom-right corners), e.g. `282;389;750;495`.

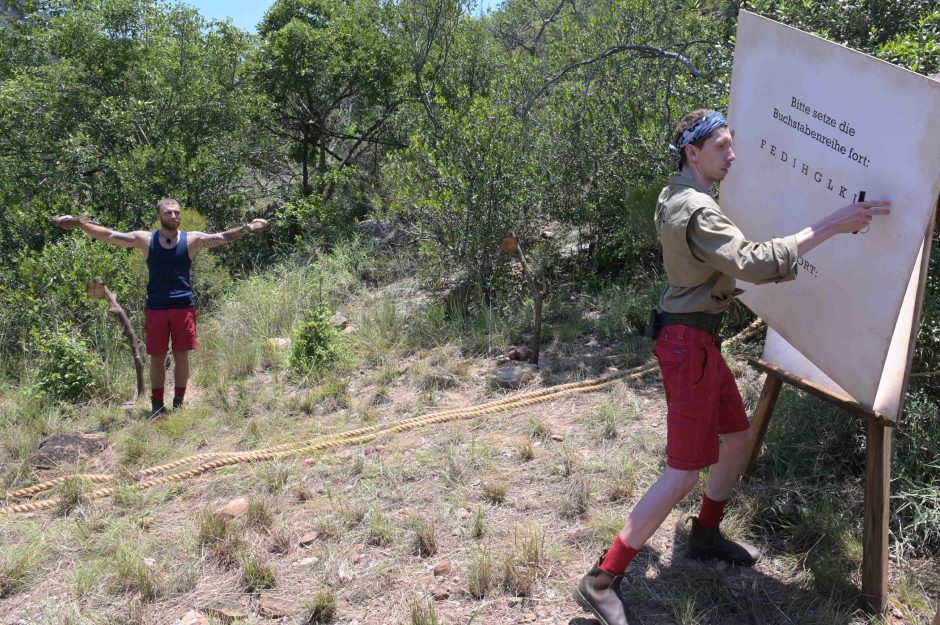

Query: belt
659;310;725;338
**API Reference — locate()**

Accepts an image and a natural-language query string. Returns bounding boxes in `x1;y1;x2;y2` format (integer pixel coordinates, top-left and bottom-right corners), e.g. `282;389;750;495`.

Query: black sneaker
572;555;633;625
172;396;184;410
149;400;166;421
686;517;760;566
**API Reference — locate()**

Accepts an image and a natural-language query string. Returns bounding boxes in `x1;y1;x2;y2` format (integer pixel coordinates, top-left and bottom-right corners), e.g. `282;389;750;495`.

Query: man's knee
663;467;700;500
722;427;754;454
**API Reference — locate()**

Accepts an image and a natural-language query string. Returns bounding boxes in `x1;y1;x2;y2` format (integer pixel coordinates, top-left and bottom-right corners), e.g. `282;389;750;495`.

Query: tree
252;0;407;201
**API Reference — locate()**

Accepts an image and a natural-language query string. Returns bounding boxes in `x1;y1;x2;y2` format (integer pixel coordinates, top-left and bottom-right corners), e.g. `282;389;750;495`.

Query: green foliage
876;11;940;75
273;193;353;249
0;233;145;359
386;92;534;292
31;328;103;401
743;0;940;81
892;391;940;556
253;0;406;200
289;305;343;375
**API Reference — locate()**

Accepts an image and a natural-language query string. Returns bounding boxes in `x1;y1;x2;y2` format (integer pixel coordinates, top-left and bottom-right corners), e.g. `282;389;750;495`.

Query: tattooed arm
188;219;268;255
50;215;150;250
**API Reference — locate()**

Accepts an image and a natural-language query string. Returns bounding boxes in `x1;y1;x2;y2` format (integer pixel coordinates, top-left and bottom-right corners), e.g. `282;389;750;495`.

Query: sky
185;0;499;32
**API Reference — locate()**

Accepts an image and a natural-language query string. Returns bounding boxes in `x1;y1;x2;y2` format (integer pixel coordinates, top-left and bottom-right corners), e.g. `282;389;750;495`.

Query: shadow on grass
568;525;870;624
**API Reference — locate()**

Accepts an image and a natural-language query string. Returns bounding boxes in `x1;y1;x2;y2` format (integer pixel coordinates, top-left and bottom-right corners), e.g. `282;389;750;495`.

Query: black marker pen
854;191;866;234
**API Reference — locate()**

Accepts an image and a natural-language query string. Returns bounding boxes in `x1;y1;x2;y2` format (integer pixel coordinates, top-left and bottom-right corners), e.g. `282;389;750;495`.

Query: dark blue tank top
146;230;195;309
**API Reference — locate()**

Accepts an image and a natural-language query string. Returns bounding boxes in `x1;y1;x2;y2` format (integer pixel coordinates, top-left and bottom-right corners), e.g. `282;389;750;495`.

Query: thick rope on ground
0;320;764;516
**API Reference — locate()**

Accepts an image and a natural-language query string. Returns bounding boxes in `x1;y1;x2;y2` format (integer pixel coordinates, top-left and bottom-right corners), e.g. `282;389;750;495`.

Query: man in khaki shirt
572;109;890;625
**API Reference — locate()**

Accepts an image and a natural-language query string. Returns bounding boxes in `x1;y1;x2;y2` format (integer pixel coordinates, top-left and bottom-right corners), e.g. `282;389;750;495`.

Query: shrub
289;305;343;375
32;329;102;401
302;592;337;625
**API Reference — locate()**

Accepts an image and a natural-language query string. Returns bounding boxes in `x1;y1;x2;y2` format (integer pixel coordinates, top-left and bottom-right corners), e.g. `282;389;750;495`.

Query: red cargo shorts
144;307;197;355
653;323;749;471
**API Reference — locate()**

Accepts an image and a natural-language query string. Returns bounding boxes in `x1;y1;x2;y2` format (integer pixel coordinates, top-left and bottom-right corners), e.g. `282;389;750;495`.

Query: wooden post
861;421;891;614
931;603;939;625
743;373;782;477
87;278;145;399
501;236;543;365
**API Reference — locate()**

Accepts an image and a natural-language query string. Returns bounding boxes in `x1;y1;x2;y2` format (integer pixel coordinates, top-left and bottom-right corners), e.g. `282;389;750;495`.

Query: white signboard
721;11;940;420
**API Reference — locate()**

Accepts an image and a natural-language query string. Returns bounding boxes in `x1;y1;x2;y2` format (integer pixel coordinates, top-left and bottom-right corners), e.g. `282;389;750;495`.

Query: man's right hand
817;200;891;236
796;199;892;256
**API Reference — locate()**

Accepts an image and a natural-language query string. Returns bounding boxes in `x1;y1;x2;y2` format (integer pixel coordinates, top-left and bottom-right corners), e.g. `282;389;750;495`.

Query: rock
265;337;291;349
294;556;319;567
506;345;533;362
340;324;357;335
352;553;362;564
521;612;536;622
259;593;300;618
491;364;539;389
298;531;320;547
354;219;409;248
331;313;349;329
143;557;156;567
217;498;248;518
507;597;522;607
29;433;106;469
443;282;471;320
206;604;249;623
177;611;210;625
495;354;510;364
433;561;452;576
431;586;450;600
550;434;564;442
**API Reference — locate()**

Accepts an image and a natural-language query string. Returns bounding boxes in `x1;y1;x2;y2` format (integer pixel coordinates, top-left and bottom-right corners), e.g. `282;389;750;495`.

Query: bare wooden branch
531;0;570;53
523;44;705;116
502;236;543;365
87;278;145;400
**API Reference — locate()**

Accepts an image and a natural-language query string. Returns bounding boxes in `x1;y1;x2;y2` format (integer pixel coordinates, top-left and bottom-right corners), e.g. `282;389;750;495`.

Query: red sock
599;535;639;576
152;387;164;404
174;386;186;401
698;494;727;528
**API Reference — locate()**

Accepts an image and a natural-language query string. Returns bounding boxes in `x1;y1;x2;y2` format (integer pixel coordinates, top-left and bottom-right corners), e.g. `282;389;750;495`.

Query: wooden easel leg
862;422;892;614
743;374;783;478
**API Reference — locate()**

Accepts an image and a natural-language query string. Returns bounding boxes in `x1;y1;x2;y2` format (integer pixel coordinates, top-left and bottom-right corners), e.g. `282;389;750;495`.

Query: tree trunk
302;127;311;197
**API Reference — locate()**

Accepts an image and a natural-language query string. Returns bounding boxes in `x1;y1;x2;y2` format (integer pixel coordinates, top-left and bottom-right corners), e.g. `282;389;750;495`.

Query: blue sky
185;0;499;32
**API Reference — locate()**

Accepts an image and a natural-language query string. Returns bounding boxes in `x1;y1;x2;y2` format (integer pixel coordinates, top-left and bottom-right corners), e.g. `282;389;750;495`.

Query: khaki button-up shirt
655;171;798;314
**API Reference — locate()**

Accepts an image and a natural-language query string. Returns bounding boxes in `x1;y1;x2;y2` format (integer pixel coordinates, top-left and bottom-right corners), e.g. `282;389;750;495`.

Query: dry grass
0;272;935;625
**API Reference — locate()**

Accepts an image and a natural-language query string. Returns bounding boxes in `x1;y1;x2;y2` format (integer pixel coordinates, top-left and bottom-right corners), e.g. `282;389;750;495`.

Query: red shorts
654;324;749;471
144;307;197;355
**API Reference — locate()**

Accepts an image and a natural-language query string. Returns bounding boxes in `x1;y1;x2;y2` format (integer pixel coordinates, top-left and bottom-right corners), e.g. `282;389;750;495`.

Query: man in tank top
53;199;267;419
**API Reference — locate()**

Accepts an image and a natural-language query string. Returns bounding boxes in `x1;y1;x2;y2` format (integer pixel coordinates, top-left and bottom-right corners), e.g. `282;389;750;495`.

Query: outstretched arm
188;218;268;253
50;215;149;249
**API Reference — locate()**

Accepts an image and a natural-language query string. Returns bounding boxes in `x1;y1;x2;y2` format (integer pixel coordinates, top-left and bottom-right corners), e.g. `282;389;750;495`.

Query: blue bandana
669;111;728;156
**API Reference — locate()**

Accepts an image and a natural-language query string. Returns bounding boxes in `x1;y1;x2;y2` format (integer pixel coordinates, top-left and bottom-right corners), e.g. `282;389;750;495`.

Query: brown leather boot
572;556;633;625
686;517;760;566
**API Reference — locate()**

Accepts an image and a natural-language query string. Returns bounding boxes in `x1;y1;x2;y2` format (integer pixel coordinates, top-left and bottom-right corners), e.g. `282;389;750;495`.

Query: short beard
159;219;179;231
